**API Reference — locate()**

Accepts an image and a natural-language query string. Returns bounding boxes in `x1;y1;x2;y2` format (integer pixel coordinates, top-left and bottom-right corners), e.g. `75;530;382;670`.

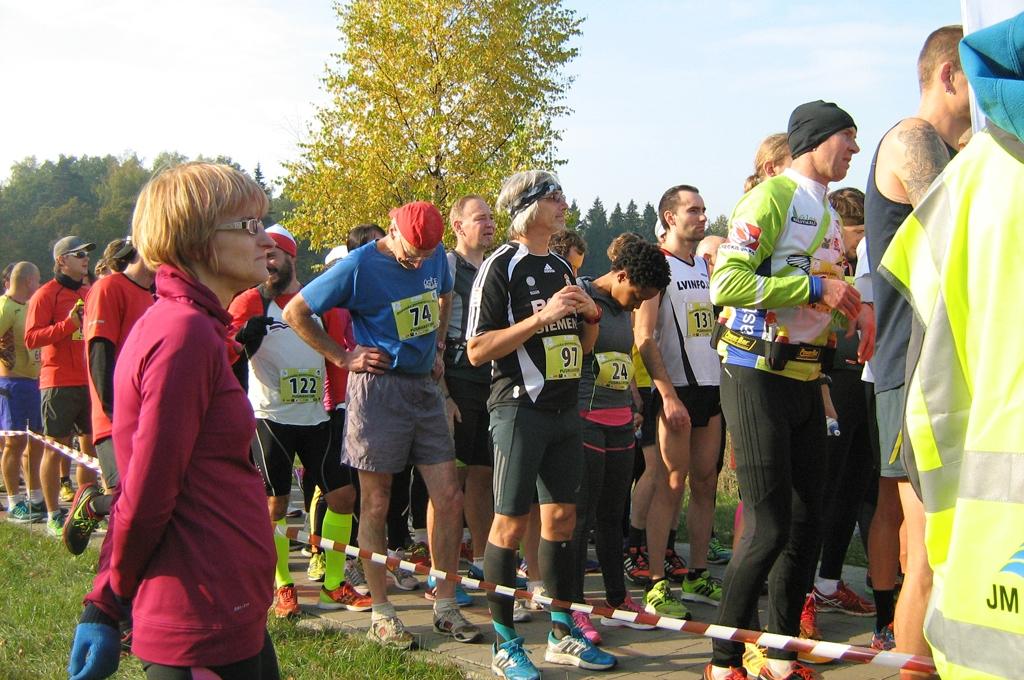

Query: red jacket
86;266;275;667
24;277;89;389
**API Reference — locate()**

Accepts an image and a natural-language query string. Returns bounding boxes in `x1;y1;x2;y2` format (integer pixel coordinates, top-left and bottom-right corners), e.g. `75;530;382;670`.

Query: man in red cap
285;202;477;649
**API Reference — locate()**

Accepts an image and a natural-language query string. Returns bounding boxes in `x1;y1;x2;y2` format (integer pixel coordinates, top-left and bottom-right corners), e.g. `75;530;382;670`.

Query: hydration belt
710;323;834;371
445;338;469;367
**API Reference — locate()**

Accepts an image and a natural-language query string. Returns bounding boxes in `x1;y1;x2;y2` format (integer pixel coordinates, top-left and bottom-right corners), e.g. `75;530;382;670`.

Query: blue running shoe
468;563;527;590
491;636;539;680
426;575;473;607
545;627;617;670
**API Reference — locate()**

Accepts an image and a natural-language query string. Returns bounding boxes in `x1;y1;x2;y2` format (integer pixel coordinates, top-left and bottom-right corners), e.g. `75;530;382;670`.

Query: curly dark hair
611;237;670;291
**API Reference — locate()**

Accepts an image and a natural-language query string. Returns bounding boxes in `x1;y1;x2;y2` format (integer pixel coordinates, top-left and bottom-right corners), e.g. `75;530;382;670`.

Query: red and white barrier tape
279;526;936;674
0;429;102;472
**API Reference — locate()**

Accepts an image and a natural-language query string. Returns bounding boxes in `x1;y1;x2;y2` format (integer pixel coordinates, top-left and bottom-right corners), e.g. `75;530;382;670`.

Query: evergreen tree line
569;197;727;278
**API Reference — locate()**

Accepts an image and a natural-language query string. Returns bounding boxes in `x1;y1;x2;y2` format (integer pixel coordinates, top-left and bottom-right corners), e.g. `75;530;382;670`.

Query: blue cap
961;11;1024;141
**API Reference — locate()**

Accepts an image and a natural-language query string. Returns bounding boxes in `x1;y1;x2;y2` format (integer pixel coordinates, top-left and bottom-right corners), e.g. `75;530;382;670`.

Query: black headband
508;181;561;220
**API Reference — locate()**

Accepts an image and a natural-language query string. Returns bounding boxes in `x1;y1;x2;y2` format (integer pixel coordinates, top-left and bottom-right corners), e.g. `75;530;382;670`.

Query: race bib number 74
392;291;440;340
543;334;582;380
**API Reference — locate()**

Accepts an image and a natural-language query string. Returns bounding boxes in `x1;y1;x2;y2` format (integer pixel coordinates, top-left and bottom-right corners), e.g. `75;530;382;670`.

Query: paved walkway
289;539;897;679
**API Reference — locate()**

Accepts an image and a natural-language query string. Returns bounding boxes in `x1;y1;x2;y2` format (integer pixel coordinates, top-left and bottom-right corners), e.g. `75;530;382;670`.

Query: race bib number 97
594;351;633;390
392;291;440;340
280;368;323;404
543;334;582;380
686;303;714;337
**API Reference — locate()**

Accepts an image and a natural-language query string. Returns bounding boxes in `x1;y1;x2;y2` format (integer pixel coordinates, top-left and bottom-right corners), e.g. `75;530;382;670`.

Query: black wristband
80;602;119;628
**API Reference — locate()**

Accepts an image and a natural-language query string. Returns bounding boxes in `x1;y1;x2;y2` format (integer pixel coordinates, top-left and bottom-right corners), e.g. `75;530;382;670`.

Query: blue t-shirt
302;241;453;375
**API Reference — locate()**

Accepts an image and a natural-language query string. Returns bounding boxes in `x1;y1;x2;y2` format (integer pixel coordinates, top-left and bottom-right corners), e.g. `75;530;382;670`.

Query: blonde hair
744;133;790;193
495;170;560;239
132;162;269;278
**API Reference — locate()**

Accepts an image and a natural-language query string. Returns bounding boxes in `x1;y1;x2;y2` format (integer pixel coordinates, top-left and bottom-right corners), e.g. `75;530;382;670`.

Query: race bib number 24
594;351;632;390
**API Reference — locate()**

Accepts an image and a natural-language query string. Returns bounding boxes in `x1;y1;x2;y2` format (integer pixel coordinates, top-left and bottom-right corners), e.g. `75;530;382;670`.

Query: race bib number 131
392;291;440;340
686;302;714;337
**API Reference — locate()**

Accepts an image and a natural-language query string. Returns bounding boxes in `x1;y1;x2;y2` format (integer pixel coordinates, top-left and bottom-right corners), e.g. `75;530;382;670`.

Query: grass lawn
0;522;463;680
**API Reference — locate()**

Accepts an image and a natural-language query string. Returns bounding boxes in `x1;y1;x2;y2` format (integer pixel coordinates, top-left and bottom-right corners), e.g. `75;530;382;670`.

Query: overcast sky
0;0;963;222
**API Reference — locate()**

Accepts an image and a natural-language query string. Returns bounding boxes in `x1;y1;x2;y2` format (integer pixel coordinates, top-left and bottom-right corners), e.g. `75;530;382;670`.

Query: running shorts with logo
489;404;582;516
41;385;91;437
253;418;351;497
0;376;42;431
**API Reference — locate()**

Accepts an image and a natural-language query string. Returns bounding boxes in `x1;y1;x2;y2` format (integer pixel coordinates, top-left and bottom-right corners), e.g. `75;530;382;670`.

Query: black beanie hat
787;100;857;159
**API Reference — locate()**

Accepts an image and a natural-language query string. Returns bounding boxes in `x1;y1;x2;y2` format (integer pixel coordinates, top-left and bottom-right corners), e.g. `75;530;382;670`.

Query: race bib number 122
280;368;323;404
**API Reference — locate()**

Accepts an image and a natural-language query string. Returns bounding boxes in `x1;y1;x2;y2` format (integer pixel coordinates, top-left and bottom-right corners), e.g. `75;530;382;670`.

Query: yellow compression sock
275;518;292;587
322;509;353;591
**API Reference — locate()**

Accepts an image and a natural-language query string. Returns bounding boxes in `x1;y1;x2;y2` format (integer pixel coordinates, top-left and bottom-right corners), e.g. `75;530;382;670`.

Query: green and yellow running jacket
710;168;844;381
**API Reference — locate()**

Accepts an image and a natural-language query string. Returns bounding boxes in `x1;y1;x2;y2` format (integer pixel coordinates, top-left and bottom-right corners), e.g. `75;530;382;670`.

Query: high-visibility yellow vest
880;126;1024;679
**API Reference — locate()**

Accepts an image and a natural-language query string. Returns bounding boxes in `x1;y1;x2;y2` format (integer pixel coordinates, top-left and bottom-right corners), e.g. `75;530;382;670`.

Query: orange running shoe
273;584;300;618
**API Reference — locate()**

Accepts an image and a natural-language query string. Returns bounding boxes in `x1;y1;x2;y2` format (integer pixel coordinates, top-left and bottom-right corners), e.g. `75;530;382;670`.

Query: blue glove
826;417;841;437
68;622;121;680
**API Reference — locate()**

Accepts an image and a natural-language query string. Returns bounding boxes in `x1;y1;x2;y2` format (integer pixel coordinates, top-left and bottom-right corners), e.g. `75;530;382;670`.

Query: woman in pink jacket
69;162;279;680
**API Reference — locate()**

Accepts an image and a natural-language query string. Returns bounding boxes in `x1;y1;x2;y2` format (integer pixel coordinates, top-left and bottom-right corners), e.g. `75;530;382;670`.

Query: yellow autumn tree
284;0;582;248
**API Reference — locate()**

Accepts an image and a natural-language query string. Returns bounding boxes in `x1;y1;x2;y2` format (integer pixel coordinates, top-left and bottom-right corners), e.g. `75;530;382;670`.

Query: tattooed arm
894;118;952;207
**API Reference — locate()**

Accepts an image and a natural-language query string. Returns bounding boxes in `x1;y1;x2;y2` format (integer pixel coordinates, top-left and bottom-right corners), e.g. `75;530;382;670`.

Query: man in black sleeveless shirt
864;24;971;661
442;195;496;580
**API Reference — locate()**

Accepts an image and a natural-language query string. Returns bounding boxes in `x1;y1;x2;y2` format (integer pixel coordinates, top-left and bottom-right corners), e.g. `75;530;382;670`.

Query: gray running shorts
343;371;454;474
875;386;908;478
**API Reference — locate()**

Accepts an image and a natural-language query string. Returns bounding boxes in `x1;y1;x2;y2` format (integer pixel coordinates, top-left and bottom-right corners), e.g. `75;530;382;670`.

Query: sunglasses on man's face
67;251;89;260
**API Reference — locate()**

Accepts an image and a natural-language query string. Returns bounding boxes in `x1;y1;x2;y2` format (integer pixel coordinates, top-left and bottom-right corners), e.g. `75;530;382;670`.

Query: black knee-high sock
628;525;645;549
485;542;518;643
540;537;576;637
667;529;677;553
